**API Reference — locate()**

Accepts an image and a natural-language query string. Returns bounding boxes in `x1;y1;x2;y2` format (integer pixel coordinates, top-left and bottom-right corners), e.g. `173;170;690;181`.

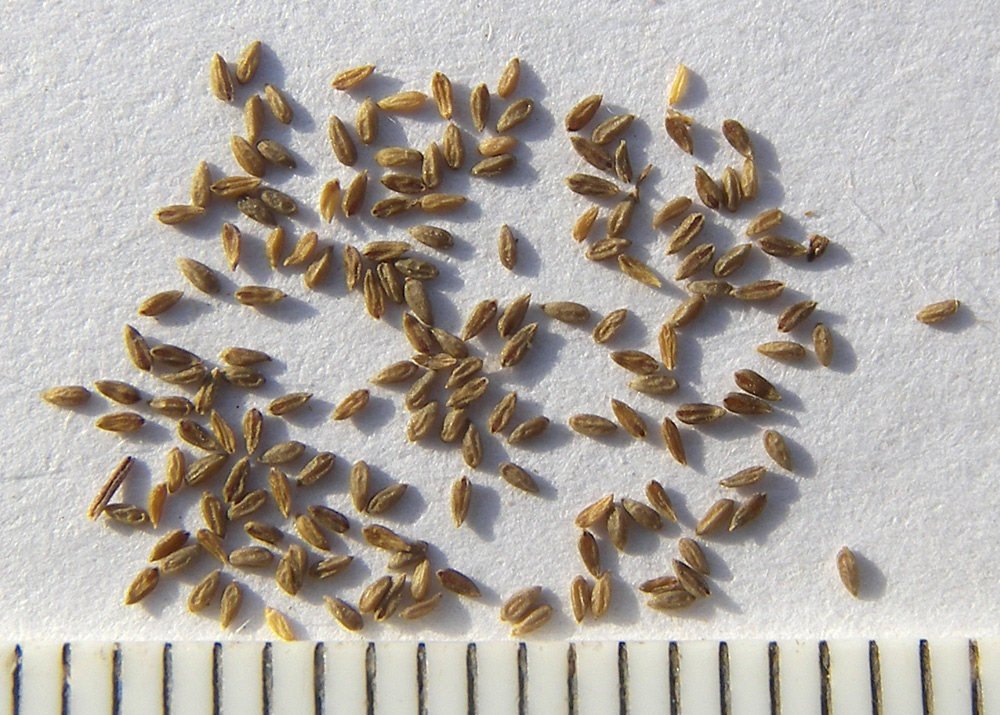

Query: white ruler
1;639;993;714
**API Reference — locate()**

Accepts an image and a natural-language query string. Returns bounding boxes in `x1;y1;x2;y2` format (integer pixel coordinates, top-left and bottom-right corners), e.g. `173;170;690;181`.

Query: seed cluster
39;50;905;638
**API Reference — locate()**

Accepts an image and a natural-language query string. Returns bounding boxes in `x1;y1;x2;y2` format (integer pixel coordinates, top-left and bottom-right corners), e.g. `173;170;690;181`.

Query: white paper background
1;0;998;642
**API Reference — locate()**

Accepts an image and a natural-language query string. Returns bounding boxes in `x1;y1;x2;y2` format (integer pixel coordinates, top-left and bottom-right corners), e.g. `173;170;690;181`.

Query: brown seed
370;360;419;385
41;385;90;407
267;392;312;417
261;187;298;217
508;416;550;445
570;135;613;172
367;484;408;515
674;244;715;281
471;154;517;177
371;196;419;219
442;122;465;169
244;521;283;546
675;403;725;425
756;341;807;361
695;499;736;536
763;429;793;471
500;586;542;623
568;414;618;438
311;555;354;580
211;175;262;200
541;301;589;324
437;568;480;598
499;322;539;367
420;193;467;212
565;94;603;131
570;576;592;622
723;392;773;415
610;350;659;375
668;295;706;328
720;466;767;488
396;257;438;281
741;157;759;199
209;53;234;102
306;506;348;535
730;492;767;530
606;198;634;237
332;64;375;90
592;308;627;343
93;380;140;405
639;576;683;594
222;457;250;504
607;503;628;551
137;289;183;318
283;231;317;268
745;208;783;237
653;196;692;229
362;270;385;320
807;234;830;262
916;299;961;324
672;559;710;598
324;596;363;631
103;503;148;526
229;135;265;178
720;167;741;213
837;546;861;597
291;514;327;551
496;98;533;132
566;173;619;197
498;462;538;493
245;95;266;145
216;222;241;271
665;115;693;154
259;441;305;465
257;139;296;169
652;325;677;373
430;71;454;119
121;324;152;372
330;389;368;420
451;476;472;527
124;567;159;605
164;448;185;495
364;523;414;554
462;423;483;469
159;364;210;387
666;213;705;254
622;498;662;531
575;494;615;529
618;255;662;288
713;243;753;278
377;90;426;113
693;166;723;210
591;114;634;145
687;279;733;297
358;576;392;615
237;196;275;226
591;571;612;618
408;559;432;603
678;538;710;576
263;84;292;124
234;285;286;307
734;369;781;401
356;96;378;145
778;301;819;333
229;546;274;569
611;399;646;438
628;374;679;396
407;401;438;442
187;569;221;614
667;64;690;105
812;323;834;367
646;480;679;522
496;224;518;270
381;172;426;194
488;391;517;433
732;279;785;301
572;206;600;242
496;293;531;338
722;119;753;158
343;460;368;514
423;141;444;189
614;141;633;183
342;170;368;217
151;343;201;367
758;234;807;258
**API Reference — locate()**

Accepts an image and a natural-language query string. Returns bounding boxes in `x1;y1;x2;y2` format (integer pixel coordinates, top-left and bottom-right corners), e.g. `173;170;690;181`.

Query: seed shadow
465;480;501;541
247;294;319;324
504;63;552;143
672;428;706;476
334;395;395;436
690;125;721;166
599;574;642;626
117;419;172;446
278;399;333;429
697;542;733;582
619;521;664;557
854;551;888;600
143;297;216;328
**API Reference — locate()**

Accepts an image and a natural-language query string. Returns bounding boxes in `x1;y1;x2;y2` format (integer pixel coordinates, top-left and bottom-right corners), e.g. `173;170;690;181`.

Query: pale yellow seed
916;299;960;324
264;607;295;641
570;576;591;622
497;57;520;98
573;205;600;242
209;53;234;102
245;94;264;145
668;64;690;106
331;64;375;90
377;90;427;112
235;40;261;84
124;567;159;605
591;571;611;618
357;97;378;145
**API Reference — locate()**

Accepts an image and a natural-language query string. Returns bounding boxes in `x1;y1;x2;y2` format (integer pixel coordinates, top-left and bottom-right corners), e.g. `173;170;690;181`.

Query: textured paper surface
0;0;998;642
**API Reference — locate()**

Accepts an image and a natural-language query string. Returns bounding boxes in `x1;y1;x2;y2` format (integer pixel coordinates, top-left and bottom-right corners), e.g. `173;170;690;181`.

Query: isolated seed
500;586;542;623
541;301;590;324
332;64;375;90
462;423;483;469
695;499;735;537
719;466;767;489
488;391;517;433
646;480;678;522
807;234;829;262
756;341;807;361
653;196;692;229
124;567;160;605
235;285;286;306
732;280;785;301
778;301;819;333
722;119;753;158
425;70;454;120
95;412;145;433
437;568;480;598
573;206;600;242
575;494;614;529
92;380;139;406
677;538;710;576
745;208;782;237
137;289;183;318
590;308;627;344
809;323;834;368
763;429;793;471
566;173;619;197
611;399;646;438
507;416;550;445
41;385;90;407
615;255;660;288
667;63;690;105
568;414;617;437
668;295;706;328
665;115;693;154
621;498;663;531
570;135;613;172
614;141;633;183
666;213;705;254
367;484;408;515
720;167;741;213
675;403;725;425
591;114;634;145
591;571;612;618
498;462;538;493
267;392;312;417
209;53;234;102
342;171;368;217
837;546;861;597
498;293;531;338
916;299;961;324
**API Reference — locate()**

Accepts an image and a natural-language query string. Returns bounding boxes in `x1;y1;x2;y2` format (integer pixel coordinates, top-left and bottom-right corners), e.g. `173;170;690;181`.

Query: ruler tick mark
719;641;731;715
869;640;882;715
314;642;326;715
60;643;69;715
567;643;577;715
819;641;831;715
517;642;527;715
365;642;376;715
211;642;221;715
162;642;172;715
112;643;122;715
919;639;933;715
970;640;983;715
466;643;477;715
768;641;780;715
417;643;427;715
263;641;273;715
668;641;679;715
618;642;629;715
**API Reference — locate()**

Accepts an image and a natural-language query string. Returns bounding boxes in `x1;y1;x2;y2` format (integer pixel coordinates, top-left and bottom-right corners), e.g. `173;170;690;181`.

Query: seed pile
40;49;938;638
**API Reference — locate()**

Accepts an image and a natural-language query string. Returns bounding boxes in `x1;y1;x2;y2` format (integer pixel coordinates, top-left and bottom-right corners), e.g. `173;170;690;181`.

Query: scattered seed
331;64;375;90
763;429;793;471
615;254;660;288
666;212;705;254
627;374;678;396
496;98;533;132
497;293;531;338
592;114;634;145
732;279;785;301
216;581;243;629
730;492;767;530
488;391;517;433
500;586;542;623
41;385;90;407
837;546;860;597
778;301;819;333
507;416;550;445
541;301;589;324
201;490;227;537
311;555;354;582
607;503;628;551
498;462;538;493
693;167;723;210
260;188;297;217
807;234;830;262
121;324;152;372
149;529;189;562
672;559;710;598
722;119;753;158
713;243;752;279
656;323;678;371
677;538;709;576
367;484;408;515
419;193;466;212
342;170;368;217
733;369;781;401
229;546;274;569
237;196;275;226
426;70;455;120
609;350;659;375
470;154;516;177
668;295;706;328
675;403;725;425
695;498;735;537
614;141;633;183
370;360;419;385
607;199;635;238
93;380;140;405
566;173;619;197
437;123;465;171
575;494;614;529
294;452;334;488
719;466;767;489
437;568;480;598
745;208;782;237
665;115;693;154
740;157;759;199
124;567;159;605
565;94;602;131
259;441;305;465
159;364;210;386
510;604;552;636
756;341;807;361
723;392;773;415
406;400;438;442
674;243;715;281
653;196;692;229
610;399;646;438
758;234;807;258
720;167;741;213
377;90;427;112
195;529;227;565
185;453;228;487
262;607;295;641
568;414;617;438
95;412;144;433
462;423;483;469
572;206;600;242
570;135;613;172
209;53;234;102
622;498;662;531
499;322;539;367
916;299;961;324
591;308;627;344
646;480;679;522
263;84;292;124
591;571;612;618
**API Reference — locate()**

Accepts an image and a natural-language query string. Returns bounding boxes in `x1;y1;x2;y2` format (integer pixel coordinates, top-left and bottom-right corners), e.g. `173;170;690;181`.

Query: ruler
1;639;994;714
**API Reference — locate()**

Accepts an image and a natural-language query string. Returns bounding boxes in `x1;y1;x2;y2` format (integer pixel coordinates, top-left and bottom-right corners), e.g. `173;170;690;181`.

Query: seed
380;172;425;195
447;376;488;409
614;141;633;183
756;341;807;361
500;586;542;623
591;308;626;344
364;523;415;556
291;514;327;551
565;94;602;131
674;243;715;281
342;171;368;217
610;399;646;438
103;503;148;526
417;142;443;190
732;279;785;301
357;96;378;144
806;325;833;370
332;64;375;90
622;498;662;531
162;448;185;495
761;430;792;472
575;494;614;529
639;576;683;594
214;223;241;272
229;546;274;569
667;63;690;104
668;295;706;328
568;414;617;438
423;70;455;120
591;114;634;145
498;293;531;337
917;299;961;324
573;206;600;242
713;243;752;278
462;424;483;469
730;492;767;531
591;571;612;618
295;452;335;487
358;576;392;615
378;90;427;112
498;462;538;493
758;235;807;258
404;315;440;355
687;279;732;297
744;208;782;237
235;285;287;307
664;115;693;154
719;167;741;213
244;521;283;546
469;154;516;177
304;247;334;290
92;380;139;405
609;350;658;375
778;301;819;333
646;480;678;522
666;213;705;254
807;234;829;262
570;576;592;622
228;135;265;178
566;173;619;197
228;488;267;520
450;476;472;528
120;324;152;372
264;607;295;641
94;412;144;433
194;529;227;565
495;97;532;132
137;289;183;317
626;375;678;397
238;96;264;148
370;360;419;385
475;136;516;160
693;166;723;210
209;53;233;102
508;416;550;445
41;385;90;407
162;544;202;575
417;193;465;213
722;119;753;158
675;403;725;425
672;559;710;598
265;392;311;417
237;196;275;226
406;401;438;442
254;140;295;171
723;392;773;416
733;370;780;402
615;255;660;288
837;547;860;597
653;196;692;228
676;538;709;576
216;582;243;629
87;457;135;521
437;568;480;598
311;555;354;580
367;484;408;515
607;503;628;551
499;322;539;367
570;135;613;172
541;301;589;324
327;389;368;421
323;596;363;632
201;491;227;537
607;198;635;237
259;441;305;465
488;391;517;433
371;197;418;219
260;188;296;217
738;158;758;200
510;605;552;636
439;122;465;170
148;529;189;563
186;569;221;614
695;499;735;537
654;324;677;371
185;453;228;487
151;344;201;367
160;364;210;387
718;464;768;489
275;549;304;597
124;567;159;605
262;84;292;124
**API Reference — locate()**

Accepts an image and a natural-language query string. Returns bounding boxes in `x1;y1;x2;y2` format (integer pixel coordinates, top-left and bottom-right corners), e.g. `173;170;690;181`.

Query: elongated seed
723;392;773;415
498;294;531;338
500;586;542;624
763;429;793;471
342;171;368;217
260;188;296;216
678;538;710;575
732;280;785;301
694;166;723;210
488;391;517;433
210;175;260;199
257;139;296;168
611;399;646;438
585;237;632;261
591;571;612;618
622;498;662;531
499;323;538;367
695;499;735;536
672;559;710;598
714;243;753;278
498;462;538;493
378;90;426;113
571;576;591;622
758;235;807;258
668;295;706;328
437;568;480;598
220;346;270;368
778;300;818;332
653;196;692;229
813;323;834;366
916;299;960;324
611;350;659;375
592;114;634;145
741;157;759;199
619;255;662;288
676;403;725;425
332;64;375;90
566;173;619;197
756;341;807;361
209;53;234;102
734;369;781;401
668;64;689;105
496;98;533;132
837;546;860;597
568;414;617;437
565;94;602;131
720;466;767;488
259;441;305;464
666;213;705;254
508;416;549;445
575;494;614;528
730;492;767;530
573;206;600;242
592;308;626;343
570;135;613;172
646;480;678;521
628;374;679;396
124;567;159;605
674;243;715;280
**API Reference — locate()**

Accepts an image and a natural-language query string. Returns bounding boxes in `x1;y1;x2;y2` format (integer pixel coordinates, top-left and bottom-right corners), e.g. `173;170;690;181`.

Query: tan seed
592;114;634;145
462;423;483;469
566;173;619;197
570;576;592;622
730;492;767;531
187;569;221;614
151;343;201;367
185;453;228;487
257;139;296;169
499;322;538;367
618;255;662;288
263;607;295;641
245;521;283;546
201;491;227;537
678;538;710;575
591;571;612;618
746;208;783;236
541;301;589;324
357;96;378;145
575;494;615;529
451;476;471;527
488;391;517;433
162;544;203;574
622;498;662;531
722;119;753;158
668;295;706;328
227;492;265;526
721;167;741;213
592;308;627;343
267;392;312;417
377;90;427;112
653;196;692;229
222;457;250;504
611;399;646;438
732;279;785;301
103;503;148;526
229;546;274;568
87;456;134;520
756;341;807;361
695;499;735;536
614;141;633;183
137;290;183;318
570;135;613;172
496;98;533;132
734;369;781;401
283;231;317;268
498;293;531;338
778;301;819;332
497;224;518;270
295;452;335;487
813;323;834;367
235;285;286;307
422;141;444;189
500;586;542;623
41;385;90;407
666;213;705;254
658;323;678;370
676;403;725;425
693;166;723;210
363;523;413;553
723;392;773;415
154;204;206;225
916;299;961;324
741;157;759;199
219;582;242;629
442;122;464;169
688;279;732;297
94;380;140;405
370;360;419;385
511;605;553;636
608;503;628;551
332;64;375;90
646;480;679;522
160;364;210;387
164;448;185;494
262;84;292;124
758;235;807;258
430;71;454;119
358;576;392;615
195;529;228;564
362;270;385;320
324;596;363;631
316;180;341;223
498;462;538;493
675;244;716;280
331;389;368;420
720;466;767;488
714;243;753;278
210;174;261;200
348;461;370;514
478;135;518;157
367;484;408;515
305;247;334;290
639;576;683;594
122;324;152;372
565;94;602;131
672;559;710;598
610;350;659;375
763;429;793;471
837;546;861;597
572;205;600;242
471;154;516;177
149;529;189;562
259;441;305;465
628;374;679;395
374;575;408;621
569;414;617;437
124;567;159;605
261;188;297;216
95;412;144;433
508;416;549;445
665;115;693;154
342;171;368;217
209;53;234;102
407;401;438;442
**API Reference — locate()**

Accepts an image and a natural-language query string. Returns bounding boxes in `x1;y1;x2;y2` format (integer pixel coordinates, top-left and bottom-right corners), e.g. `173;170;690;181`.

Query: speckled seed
837;547;861;597
763;430;793;471
666;213;705;254
916;299;961;324
756;341;807;361
694;499;735;537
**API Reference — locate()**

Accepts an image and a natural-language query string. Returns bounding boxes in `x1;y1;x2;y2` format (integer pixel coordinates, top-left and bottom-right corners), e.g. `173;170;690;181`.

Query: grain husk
488;391;517;433
568;414;617;437
572;205;600;242
837;547;860;597
756;341;807;361
498;462;538;493
666;213;705;254
653;196;692;229
331;64;375;90
695;499;735;536
646;479;679;522
575;494;614;528
618;255;662;287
